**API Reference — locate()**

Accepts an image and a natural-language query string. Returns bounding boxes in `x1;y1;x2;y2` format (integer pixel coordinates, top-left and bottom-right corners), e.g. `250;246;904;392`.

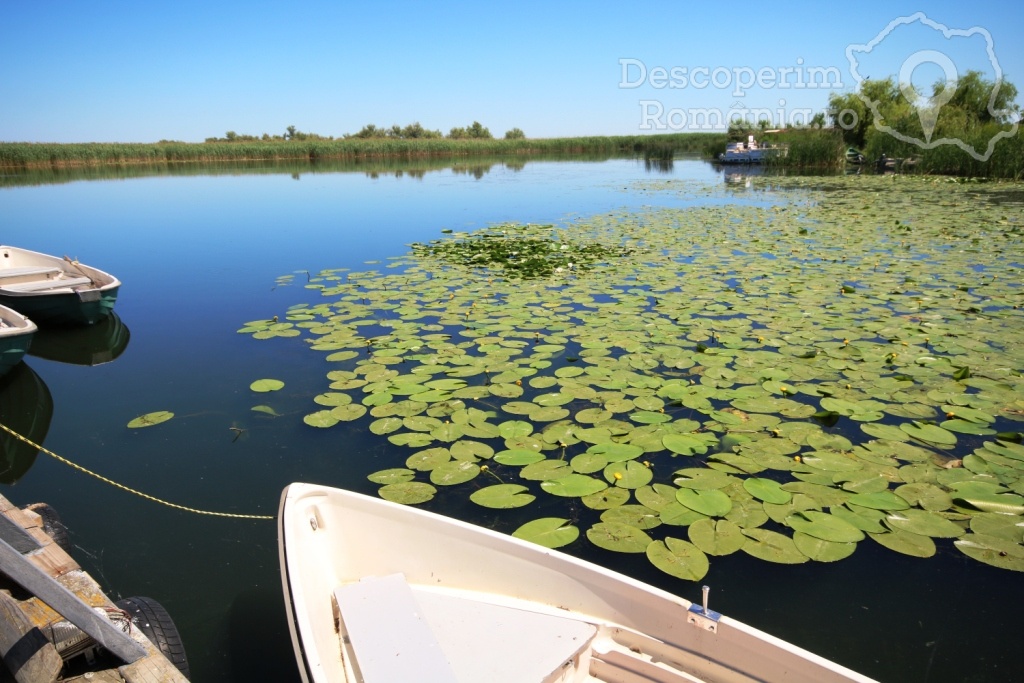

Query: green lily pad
846;491;911;511
586;522;652;553
303;410;338;428
884;509;965;538
900;422;957;446
868;529;936;557
127;411;174;428
675;489;732;517
741;528;808;564
429;460;481;485
470;484;535;509
250;379;284;393
793;532;857;562
785;511;865;543
663;433;714;456
250;405;281;417
378;482;436;504
646;538;710;580
601;505;662;530
367;468;415;485
493;448;545;466
743;477;792;504
542;474;609;498
604;461;654;489
954;533;1024;571
687;518;745;556
581;487;631;510
512;518;579;548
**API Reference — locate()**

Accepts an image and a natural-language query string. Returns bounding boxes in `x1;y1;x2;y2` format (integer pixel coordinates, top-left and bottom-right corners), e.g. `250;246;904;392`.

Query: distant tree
354;124;382;138
467;121;492;139
285;125;297;140
225;131;238;141
448;126;468;139
938;70;1019;126
504;128;526;139
401;122;442;139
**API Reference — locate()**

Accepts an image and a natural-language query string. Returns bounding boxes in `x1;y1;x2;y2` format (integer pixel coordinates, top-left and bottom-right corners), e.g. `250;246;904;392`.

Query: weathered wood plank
0;538;147;665
0;590;62;683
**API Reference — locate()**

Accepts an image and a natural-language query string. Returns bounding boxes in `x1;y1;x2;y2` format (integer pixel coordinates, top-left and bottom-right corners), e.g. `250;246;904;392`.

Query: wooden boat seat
2;277;93;293
334;573;597;683
333;574;459;683
0;266;62;280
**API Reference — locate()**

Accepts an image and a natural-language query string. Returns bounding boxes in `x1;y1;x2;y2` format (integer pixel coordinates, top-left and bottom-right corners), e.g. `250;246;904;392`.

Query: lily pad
249;378;285;393
687;518;746;556
586;522;651;553
675;489;732;517
469;484;535;509
127;411;174;428
512;518;579;548
542;474;609;498
741;528;808;564
378;482;436;504
646;537;710;580
743;477;792;504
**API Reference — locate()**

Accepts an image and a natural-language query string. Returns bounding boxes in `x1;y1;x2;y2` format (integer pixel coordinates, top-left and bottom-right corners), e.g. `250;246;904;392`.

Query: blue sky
1;1;1020;142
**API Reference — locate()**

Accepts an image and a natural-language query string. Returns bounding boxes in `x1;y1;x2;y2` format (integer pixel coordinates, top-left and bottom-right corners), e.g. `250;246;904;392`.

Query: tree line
206;122;526;143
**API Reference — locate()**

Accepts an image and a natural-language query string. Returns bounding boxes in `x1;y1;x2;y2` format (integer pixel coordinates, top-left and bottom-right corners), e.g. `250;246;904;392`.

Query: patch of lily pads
242;175;1024;578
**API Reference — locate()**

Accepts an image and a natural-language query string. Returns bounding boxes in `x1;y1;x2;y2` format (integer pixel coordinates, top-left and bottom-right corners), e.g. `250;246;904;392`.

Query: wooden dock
0;493;188;682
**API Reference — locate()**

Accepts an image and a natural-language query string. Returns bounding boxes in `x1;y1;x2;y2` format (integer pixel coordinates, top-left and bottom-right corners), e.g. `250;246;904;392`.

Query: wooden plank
0;590;62;683
0;538;147;665
1;277;93;293
0;514;41;555
0;267;61;280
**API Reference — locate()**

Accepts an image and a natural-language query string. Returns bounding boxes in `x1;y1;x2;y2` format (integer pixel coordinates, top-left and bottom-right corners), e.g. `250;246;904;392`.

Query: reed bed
0;134;722;169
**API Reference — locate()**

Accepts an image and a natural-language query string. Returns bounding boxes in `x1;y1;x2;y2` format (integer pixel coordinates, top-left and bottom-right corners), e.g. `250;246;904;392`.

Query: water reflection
0;362;52;484
28;313;130;366
0;152;621;188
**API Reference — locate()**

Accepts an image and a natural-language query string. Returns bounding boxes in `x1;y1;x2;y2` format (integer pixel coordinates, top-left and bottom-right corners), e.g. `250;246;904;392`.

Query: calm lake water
1;157;1020;683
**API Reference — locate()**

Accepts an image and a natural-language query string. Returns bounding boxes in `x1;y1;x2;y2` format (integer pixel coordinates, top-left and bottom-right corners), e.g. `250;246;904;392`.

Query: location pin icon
899;50;959;143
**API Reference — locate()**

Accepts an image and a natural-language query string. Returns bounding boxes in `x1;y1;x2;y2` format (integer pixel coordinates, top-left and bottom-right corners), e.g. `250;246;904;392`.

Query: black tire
115;596;190;679
26;502;71;553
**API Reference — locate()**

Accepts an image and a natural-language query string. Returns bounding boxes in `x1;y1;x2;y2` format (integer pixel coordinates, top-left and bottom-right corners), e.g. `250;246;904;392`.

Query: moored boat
717;135;787;164
278;483;877;683
0;246;120;326
0;304;37;377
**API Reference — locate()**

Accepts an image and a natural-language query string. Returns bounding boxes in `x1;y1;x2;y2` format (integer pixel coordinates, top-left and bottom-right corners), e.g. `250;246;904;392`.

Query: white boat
0;245;120;326
278;483;877;683
717;135;786;164
0;304;37;377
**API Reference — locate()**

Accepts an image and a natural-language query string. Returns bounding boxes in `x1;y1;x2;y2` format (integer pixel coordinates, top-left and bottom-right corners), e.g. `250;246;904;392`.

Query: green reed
0;134;722;169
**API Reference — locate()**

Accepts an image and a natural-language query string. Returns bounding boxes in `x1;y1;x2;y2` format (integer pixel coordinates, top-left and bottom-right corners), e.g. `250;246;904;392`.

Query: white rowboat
278;483;876;683
0;246;120;326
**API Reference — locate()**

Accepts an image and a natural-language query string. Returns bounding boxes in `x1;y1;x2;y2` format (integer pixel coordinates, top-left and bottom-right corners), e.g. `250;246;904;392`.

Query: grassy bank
862;123;1024;179
0;134;723;169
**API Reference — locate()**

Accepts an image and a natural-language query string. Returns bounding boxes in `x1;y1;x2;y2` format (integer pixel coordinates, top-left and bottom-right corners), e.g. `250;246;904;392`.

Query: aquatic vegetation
243;174;1024;578
127;411;174;428
411;223;636;279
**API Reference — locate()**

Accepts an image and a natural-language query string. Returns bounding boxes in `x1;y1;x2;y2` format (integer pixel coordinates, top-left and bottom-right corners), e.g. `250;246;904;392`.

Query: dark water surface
1;158;1020;683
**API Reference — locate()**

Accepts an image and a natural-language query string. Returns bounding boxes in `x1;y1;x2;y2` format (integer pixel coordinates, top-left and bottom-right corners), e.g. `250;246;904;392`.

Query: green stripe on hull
0;287;119;326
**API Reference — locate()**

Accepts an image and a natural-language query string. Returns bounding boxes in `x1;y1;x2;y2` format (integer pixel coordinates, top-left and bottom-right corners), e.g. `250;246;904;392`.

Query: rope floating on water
0;421;275;521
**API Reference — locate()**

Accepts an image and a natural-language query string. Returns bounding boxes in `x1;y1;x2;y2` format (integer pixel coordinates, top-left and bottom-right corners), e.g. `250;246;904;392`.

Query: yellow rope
0;421;274;521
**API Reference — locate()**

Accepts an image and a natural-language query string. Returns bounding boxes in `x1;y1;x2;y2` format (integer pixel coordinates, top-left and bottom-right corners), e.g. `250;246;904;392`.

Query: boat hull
279;483;876;683
0;305;37;377
0;246;120;326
